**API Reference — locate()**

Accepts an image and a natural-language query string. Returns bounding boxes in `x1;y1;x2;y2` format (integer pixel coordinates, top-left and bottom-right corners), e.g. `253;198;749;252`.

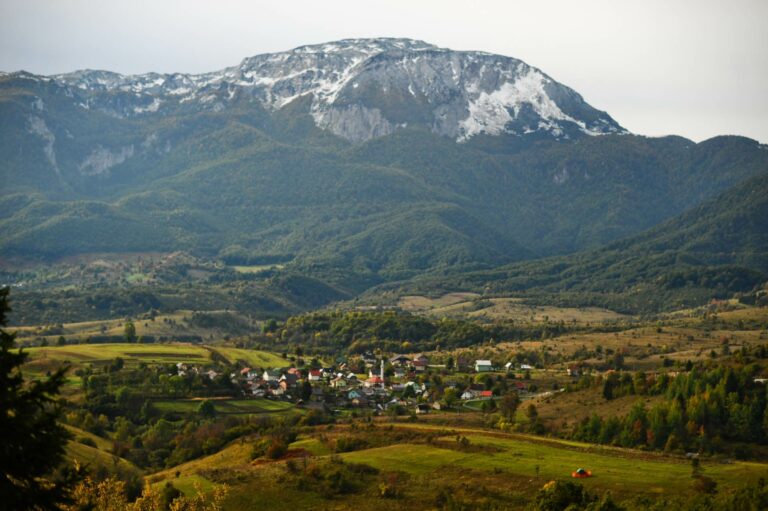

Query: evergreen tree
197;399;216;419
0;287;73;509
124;321;137;343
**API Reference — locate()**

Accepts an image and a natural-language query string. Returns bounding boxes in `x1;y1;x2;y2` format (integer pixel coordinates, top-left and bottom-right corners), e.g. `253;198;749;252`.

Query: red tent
571;468;592;478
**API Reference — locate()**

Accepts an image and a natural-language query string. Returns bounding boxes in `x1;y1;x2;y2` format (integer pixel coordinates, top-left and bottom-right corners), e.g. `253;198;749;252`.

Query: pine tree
0;288;73;509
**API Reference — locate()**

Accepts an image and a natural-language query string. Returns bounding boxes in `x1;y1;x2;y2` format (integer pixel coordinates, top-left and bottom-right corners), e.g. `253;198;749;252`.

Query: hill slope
372;172;768;312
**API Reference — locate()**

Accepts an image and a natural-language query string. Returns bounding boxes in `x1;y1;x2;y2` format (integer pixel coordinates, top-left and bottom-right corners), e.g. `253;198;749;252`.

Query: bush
334;435;369;453
692;475;718;495
265;439;288;460
533;480;594;511
250;438;270;460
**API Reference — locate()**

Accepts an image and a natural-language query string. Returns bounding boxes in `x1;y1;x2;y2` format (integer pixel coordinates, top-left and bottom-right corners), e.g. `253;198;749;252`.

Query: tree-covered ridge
254;309;609;356
372;171;768;314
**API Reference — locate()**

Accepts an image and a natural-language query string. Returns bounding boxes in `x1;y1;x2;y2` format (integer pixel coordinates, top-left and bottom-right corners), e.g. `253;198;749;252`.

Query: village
175;351;549;416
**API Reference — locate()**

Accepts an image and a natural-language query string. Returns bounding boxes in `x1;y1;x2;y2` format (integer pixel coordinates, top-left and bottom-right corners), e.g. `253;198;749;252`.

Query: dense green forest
369;172;768;314
251;309;601;355
571;361;768;456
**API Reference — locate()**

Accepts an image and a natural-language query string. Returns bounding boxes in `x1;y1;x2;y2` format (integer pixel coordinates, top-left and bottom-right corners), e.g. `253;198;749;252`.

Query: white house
475;360;493;372
262;369;281;382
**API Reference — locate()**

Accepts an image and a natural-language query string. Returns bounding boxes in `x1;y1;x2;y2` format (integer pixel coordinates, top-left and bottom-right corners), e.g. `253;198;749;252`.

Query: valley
1;34;767;511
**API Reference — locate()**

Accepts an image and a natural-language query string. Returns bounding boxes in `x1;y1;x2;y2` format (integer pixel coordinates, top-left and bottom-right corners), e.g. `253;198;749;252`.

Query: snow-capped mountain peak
44;38;625;142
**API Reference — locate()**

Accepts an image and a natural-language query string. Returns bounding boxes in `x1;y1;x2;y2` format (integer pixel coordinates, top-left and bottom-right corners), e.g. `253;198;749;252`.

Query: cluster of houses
176;362;221;381
218;352;533;414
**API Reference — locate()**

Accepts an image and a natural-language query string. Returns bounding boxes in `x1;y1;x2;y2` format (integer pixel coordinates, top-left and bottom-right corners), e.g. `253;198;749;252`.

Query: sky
1;0;766;143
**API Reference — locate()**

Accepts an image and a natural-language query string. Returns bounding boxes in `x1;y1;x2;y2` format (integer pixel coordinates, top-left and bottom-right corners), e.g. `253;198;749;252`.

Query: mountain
1;38;767;293
47;38;624;143
376;172;768;313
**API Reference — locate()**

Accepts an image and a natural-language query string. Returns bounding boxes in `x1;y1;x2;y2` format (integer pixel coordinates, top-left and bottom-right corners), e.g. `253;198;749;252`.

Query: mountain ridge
6;38;625;144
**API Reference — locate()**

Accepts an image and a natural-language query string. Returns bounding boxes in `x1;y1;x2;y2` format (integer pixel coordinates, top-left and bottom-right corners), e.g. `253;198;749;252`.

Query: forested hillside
371;171;768;313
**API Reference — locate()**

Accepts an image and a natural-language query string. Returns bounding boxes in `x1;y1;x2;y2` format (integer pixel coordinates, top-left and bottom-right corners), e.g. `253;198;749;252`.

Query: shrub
265;439;288;460
334;435;369;453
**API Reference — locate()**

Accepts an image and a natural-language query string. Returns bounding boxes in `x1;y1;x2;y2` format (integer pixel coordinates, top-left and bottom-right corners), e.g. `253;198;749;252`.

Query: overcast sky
1;0;766;142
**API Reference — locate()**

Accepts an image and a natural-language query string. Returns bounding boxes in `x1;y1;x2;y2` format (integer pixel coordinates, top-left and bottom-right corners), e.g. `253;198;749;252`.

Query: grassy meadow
12;310;255;346
397;293;631;324
153;398;295;416
24;343;288;371
145;422;768;510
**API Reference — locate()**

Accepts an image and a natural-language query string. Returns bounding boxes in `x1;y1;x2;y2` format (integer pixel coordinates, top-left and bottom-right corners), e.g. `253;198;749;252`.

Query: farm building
475;360;493;372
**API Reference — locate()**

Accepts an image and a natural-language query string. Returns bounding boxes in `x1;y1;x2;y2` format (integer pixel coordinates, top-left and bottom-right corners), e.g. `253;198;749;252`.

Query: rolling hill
373;172;768;313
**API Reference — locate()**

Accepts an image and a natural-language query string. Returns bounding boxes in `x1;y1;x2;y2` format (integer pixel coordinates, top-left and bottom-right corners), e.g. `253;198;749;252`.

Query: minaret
380;359;384;382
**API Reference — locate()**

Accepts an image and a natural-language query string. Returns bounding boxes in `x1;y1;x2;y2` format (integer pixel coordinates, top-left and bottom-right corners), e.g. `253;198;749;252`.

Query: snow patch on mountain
79;145;135;176
133;97;161;114
457;69;590;141
27;115;60;175
44;38;626;143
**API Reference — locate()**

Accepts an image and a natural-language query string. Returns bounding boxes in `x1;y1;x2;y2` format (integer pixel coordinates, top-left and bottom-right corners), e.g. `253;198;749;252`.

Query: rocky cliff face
40;38;625;143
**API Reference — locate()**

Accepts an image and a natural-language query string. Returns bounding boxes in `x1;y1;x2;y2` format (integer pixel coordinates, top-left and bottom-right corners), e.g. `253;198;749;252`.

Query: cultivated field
24;343;288;370
153;398;295;416
12;310;255;346
211;347;288;368
25;343;212;369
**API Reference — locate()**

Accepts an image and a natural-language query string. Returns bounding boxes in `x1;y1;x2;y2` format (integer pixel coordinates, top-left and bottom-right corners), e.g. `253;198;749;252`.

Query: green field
213;347;288;368
341;430;764;496
153;398;295;415
24;343;290;372
145;422;768;509
26;343;212;366
64;424;114;452
64;425;138;475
